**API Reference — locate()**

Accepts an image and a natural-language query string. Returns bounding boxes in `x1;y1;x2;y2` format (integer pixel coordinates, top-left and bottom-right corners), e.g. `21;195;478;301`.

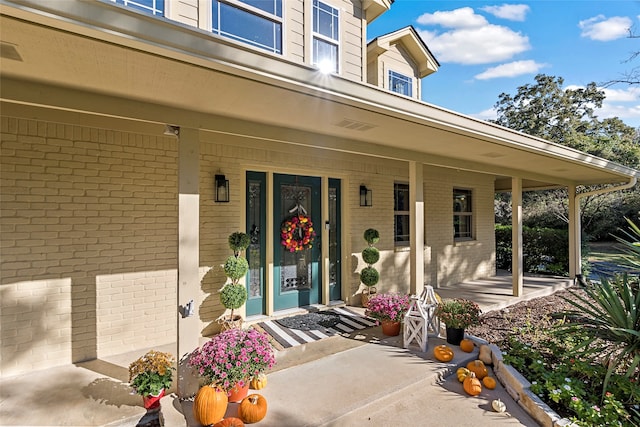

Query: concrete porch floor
0;273;573;427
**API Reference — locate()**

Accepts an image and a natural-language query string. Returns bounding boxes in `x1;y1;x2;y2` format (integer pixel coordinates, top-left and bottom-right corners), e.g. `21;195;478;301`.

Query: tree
491;74;640;239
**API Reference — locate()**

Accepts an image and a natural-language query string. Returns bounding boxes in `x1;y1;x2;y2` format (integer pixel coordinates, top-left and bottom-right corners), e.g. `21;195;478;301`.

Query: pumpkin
463;372;482;396
466;359;488;379
250;373;267;390
456;367;471;383
193;385;228;426
479;344;492;365
482;376;497;389
214;418;245;427
459;339;474;353
492;398;507;413
433;345;454;362
238;394;267;424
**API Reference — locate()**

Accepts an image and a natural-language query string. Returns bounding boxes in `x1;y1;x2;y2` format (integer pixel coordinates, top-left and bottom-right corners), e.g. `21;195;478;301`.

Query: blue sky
368;1;640;128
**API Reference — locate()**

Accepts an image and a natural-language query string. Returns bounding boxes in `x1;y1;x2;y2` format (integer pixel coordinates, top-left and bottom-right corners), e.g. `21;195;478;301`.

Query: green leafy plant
434;298;481;329
363;228;380;245
224;256;249;282
360;266;379;287
361;228;380;290
362;246;380;265
220;283;248;311
228;231;250;256
128;350;175;396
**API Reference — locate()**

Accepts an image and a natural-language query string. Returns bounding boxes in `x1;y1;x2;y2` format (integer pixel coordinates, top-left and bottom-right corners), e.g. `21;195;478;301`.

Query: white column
409;162;425;296
568;185;580;278
177;127;201;398
512;177;523;297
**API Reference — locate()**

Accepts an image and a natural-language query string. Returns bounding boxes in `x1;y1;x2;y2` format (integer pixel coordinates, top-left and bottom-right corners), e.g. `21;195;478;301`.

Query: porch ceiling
1;1;638;190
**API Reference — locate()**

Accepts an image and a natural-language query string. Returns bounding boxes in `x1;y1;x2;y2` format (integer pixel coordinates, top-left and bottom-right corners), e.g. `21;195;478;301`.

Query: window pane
239;0;282;17
313;38;338;72
453;189;473;239
454;215;472;239
313;0;339;40
395;214;410;243
389;71;412;96
453;189;472;212
213;1;282;54
394;183;409;211
248;180;263;299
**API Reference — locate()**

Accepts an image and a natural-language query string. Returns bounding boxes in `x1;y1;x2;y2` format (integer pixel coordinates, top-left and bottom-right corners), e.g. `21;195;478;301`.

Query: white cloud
579;15;632;41
469;107;498;122
418;25;530;65
474;60;546;80
481;4;530;22
417;7;488;28
416;7;530;65
602;86;640;102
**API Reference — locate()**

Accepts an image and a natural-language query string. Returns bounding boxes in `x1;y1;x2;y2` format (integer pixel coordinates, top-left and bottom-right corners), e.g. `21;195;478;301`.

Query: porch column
176;127;201;398
409;161;425;296
512;177;523;297
568;184;580;278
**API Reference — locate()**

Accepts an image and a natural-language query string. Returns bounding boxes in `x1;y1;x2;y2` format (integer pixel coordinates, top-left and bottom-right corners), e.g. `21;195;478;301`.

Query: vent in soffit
334;119;377;132
1;43;23;61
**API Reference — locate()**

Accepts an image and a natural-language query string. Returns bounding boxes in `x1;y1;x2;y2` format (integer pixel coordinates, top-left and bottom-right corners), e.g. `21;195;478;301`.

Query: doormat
256;307;377;350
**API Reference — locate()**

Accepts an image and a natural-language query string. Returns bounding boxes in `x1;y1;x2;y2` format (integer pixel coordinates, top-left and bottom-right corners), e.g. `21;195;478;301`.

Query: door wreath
280;215;316;252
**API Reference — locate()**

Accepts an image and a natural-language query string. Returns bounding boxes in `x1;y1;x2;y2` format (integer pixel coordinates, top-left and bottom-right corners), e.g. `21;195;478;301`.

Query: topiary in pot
219;232;250;330
219;283;248;330
224;256;249;283
360;228;380;307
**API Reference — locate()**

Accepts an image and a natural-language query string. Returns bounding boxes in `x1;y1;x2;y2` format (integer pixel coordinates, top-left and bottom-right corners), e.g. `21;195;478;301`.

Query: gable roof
368;26;439;78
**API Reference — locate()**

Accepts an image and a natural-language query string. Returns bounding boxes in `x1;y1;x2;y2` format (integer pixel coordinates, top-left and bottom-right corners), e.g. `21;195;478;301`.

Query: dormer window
312;0;339;73
111;0;164;16
212;0;283;54
389;70;413;97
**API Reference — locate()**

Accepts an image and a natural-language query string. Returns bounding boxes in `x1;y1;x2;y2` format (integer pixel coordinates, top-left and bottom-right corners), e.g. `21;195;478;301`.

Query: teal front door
273;174;321;310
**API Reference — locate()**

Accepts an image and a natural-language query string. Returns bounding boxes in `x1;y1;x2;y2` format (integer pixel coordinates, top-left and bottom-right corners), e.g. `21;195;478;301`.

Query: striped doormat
256;307;377;349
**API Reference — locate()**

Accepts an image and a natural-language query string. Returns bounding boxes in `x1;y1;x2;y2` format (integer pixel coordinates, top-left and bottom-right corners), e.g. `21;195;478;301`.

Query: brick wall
0;117;178;376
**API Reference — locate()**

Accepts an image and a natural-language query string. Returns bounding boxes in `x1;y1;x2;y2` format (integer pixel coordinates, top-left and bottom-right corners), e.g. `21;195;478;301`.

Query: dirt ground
466;286;582;346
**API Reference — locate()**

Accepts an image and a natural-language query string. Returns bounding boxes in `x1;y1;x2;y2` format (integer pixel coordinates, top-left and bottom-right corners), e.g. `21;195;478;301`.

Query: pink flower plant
188;327;276;391
365;293;410;323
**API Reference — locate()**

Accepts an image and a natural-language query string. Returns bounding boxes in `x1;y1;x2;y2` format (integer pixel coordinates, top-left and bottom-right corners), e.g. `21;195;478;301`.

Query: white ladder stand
403;285;440;352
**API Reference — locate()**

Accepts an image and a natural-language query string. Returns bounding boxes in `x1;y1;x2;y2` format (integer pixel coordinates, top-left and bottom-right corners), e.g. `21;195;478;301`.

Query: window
312;0;339;73
112;0;165;16
394;183;410;244
389;70;412;97
212;0;283;54
453;189;473;240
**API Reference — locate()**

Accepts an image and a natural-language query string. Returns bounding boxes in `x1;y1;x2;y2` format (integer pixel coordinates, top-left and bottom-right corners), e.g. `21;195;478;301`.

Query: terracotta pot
227;381;250;403
142;388;165;411
445;326;465;345
380;320;401;336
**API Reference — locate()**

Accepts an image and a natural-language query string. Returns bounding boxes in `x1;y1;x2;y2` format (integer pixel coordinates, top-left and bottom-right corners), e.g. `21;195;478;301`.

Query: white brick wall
1;117;178;375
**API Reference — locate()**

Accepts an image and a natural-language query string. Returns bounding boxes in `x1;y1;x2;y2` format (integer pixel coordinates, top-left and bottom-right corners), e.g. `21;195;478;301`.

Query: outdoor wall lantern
360;185;372;207
215;174;230;203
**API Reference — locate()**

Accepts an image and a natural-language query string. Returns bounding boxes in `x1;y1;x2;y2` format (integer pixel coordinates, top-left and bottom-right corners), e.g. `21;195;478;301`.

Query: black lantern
359;185;372;207
215;174;229;202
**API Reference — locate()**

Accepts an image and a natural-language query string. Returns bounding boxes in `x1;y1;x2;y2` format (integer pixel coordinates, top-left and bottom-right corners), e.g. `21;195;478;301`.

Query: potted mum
434;298;481;345
188;327;276;402
128;350;176;410
365;292;410;336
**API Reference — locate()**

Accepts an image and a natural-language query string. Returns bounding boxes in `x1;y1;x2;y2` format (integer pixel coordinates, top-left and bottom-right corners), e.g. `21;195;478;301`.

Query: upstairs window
212;0;283;54
313;0;339;73
112;0;165;16
394;182;410;245
453;188;473;240
389;70;412;97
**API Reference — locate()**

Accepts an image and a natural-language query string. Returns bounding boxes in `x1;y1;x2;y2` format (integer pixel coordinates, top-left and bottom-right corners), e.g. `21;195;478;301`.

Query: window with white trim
312;0;339;73
212;0;283;54
389;70;412;97
394;182;410;245
112;0;164;16
453;188;473;240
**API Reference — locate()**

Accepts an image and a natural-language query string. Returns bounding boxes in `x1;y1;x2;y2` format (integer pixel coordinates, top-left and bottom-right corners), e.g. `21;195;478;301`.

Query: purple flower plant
365;293;410;322
188;327;276;391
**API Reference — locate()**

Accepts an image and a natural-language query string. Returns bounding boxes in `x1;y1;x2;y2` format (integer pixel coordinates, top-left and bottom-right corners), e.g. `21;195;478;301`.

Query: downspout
573;176;638;283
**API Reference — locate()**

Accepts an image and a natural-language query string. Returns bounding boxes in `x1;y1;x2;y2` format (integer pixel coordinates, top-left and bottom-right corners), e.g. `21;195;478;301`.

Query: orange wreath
280;215;316;252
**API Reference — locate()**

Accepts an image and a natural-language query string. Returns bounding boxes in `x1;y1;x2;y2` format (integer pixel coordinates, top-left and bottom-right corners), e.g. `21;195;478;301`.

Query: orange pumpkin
214;418;245;427
193;385;228;426
466;359;488;379
459;339;475;353
238;394;267;424
433;345;454;362
250;373;267;390
483;376;497;389
463;372;482;396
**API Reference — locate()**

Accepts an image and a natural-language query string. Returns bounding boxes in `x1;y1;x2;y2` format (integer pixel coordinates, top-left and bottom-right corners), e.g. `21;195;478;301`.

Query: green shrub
220;283;248;310
360;266;379;287
228;231;250;254
224;256;249;282
363;228;380;245
362;246;380;265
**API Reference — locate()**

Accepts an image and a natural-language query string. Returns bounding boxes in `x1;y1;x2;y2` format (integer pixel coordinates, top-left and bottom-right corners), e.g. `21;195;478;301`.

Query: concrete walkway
0;274;571;427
